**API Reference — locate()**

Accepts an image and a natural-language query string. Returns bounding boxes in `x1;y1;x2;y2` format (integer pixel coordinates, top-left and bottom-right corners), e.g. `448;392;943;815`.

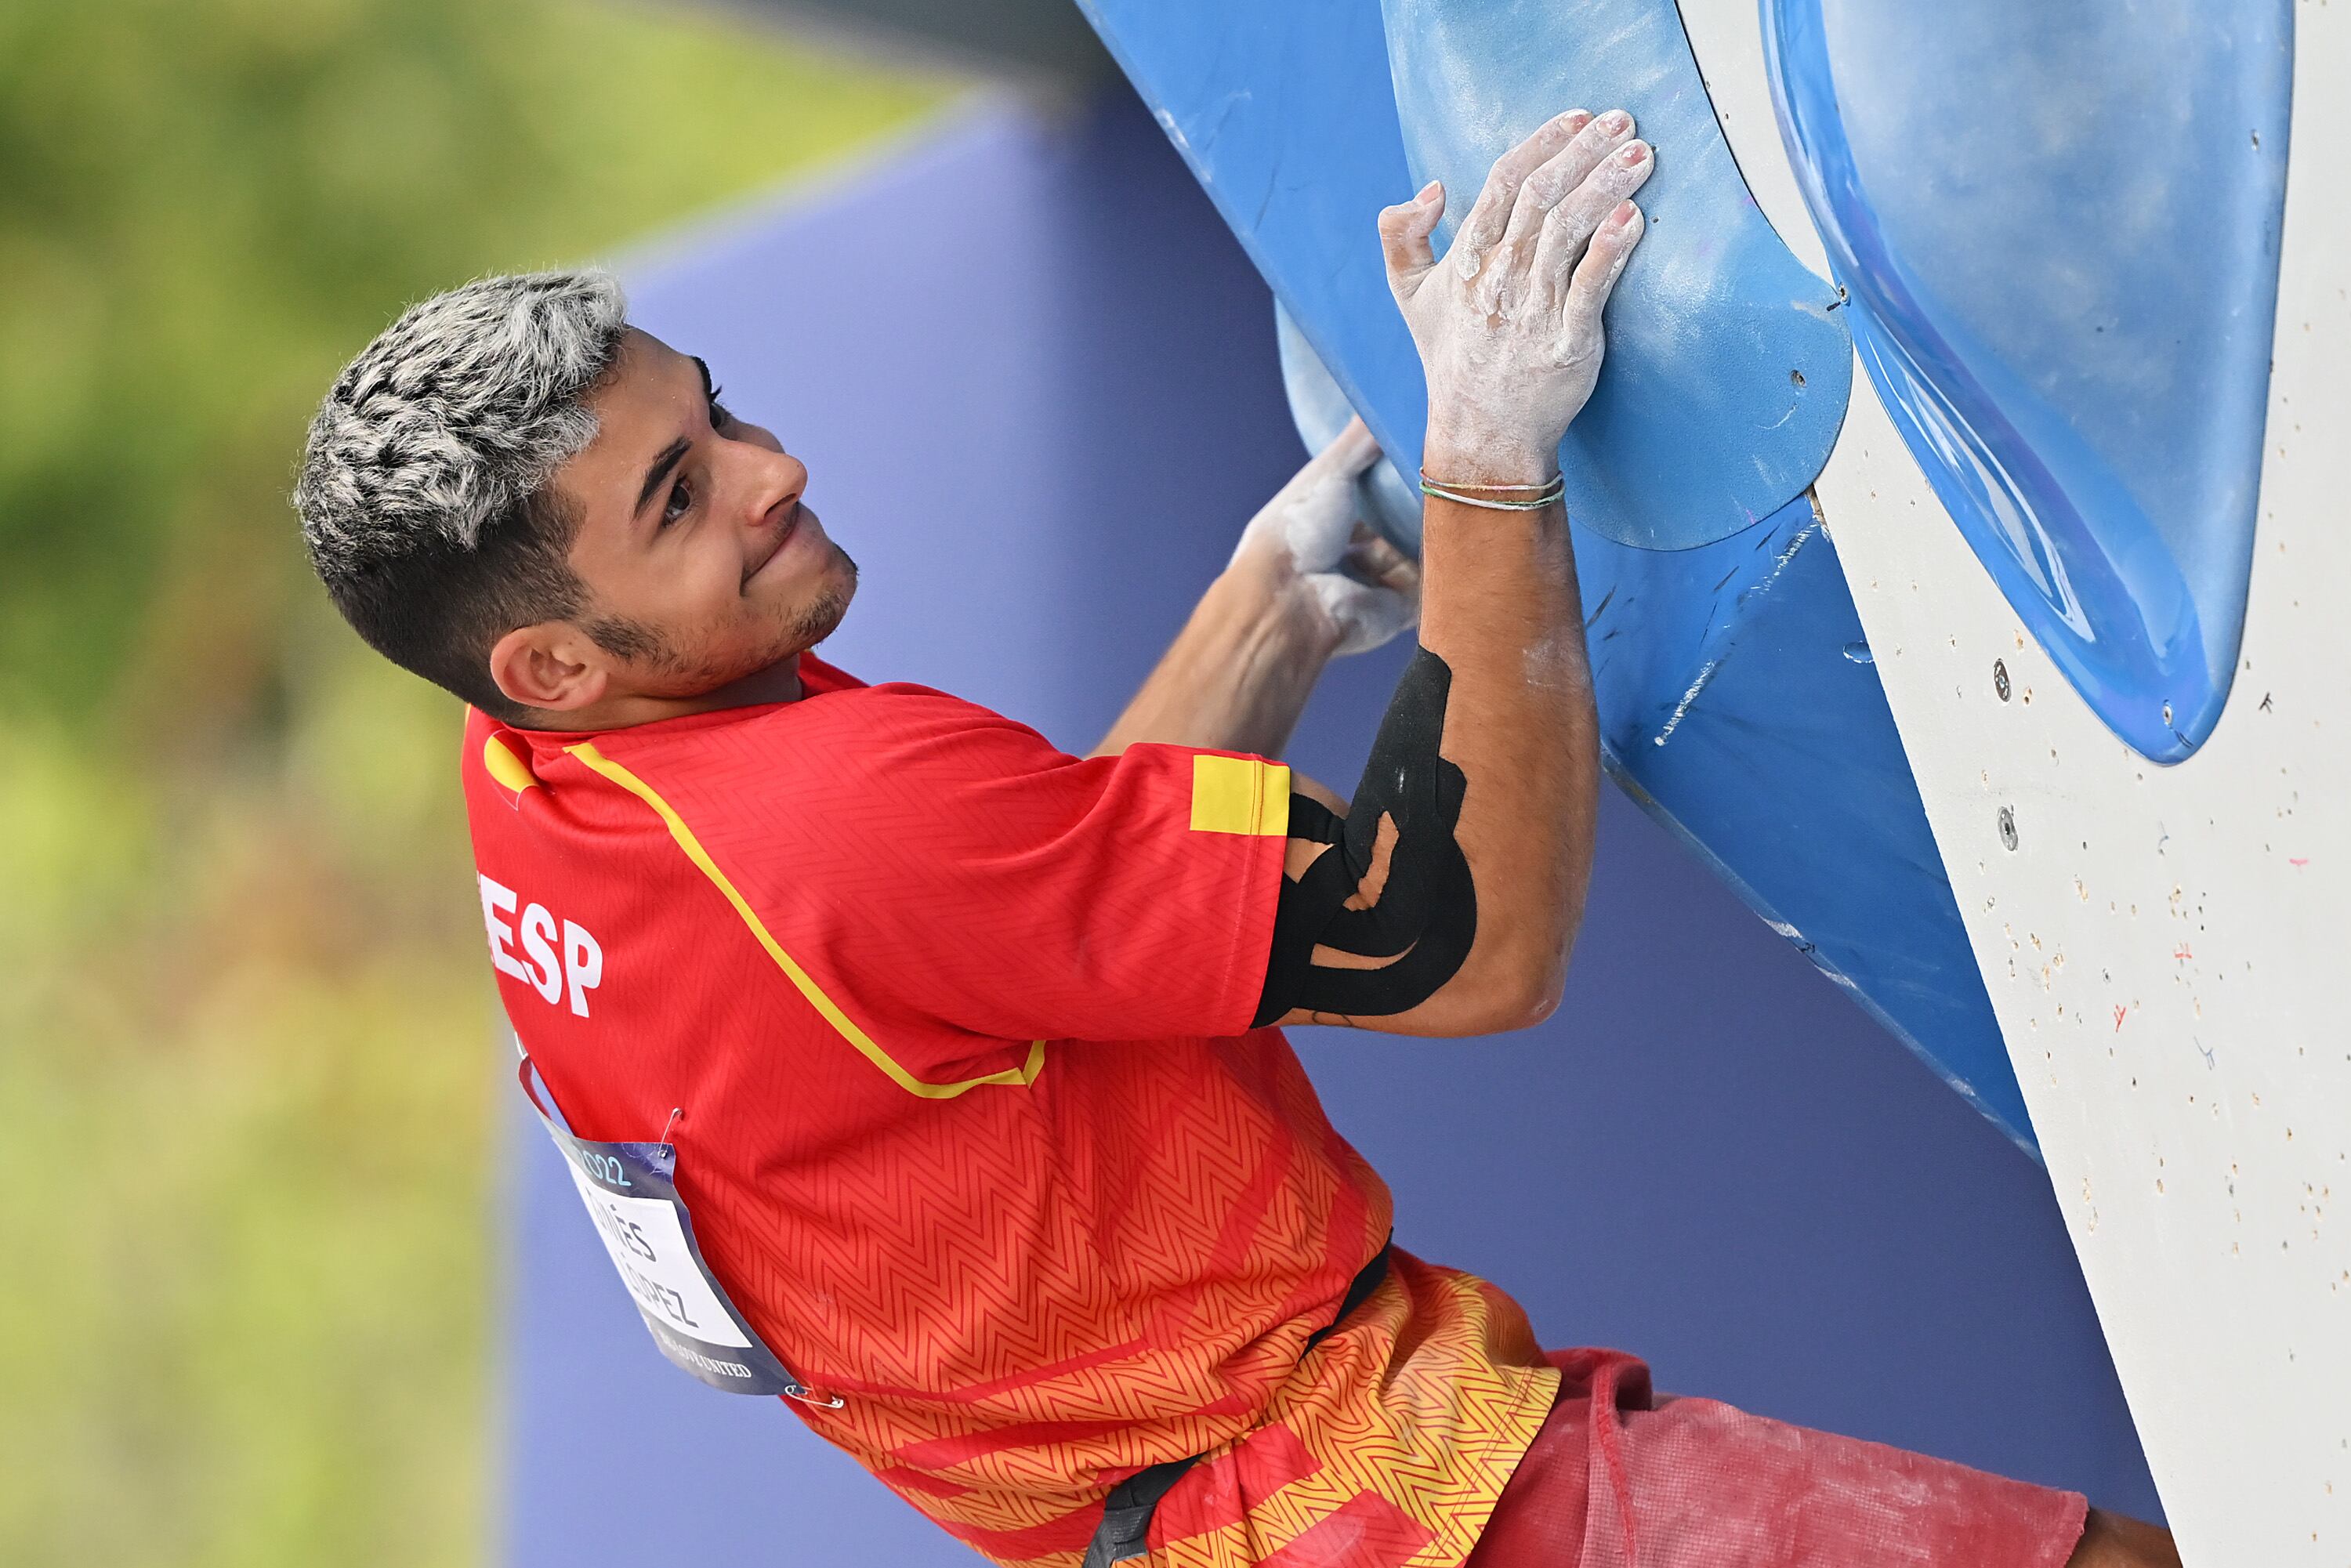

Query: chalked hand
1230;416;1419;657
1380;107;1651;486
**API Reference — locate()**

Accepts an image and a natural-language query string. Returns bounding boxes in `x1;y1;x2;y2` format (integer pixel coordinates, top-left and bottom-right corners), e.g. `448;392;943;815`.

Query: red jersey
463;655;1556;1567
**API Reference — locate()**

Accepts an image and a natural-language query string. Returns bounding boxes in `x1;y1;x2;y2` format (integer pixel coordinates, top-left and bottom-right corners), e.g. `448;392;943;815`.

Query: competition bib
519;1056;839;1407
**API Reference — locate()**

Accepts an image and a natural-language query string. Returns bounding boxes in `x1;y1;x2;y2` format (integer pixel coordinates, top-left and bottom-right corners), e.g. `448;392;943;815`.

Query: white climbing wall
1681;2;2350;1561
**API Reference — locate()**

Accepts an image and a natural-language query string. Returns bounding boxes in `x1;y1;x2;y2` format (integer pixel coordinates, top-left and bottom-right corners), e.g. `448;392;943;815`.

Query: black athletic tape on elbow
1252;649;1476;1025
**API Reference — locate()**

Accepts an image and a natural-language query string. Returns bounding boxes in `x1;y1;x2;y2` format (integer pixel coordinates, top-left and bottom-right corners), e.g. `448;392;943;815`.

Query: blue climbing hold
1765;0;2293;762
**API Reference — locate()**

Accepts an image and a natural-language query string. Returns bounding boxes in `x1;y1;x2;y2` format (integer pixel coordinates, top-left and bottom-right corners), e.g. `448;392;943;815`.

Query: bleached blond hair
291;270;629;717
295;269;626;579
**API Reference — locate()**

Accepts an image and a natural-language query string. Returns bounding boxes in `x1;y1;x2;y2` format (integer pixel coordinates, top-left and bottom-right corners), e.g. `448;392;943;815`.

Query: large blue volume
1765;0;2292;762
1076;0;2034;1147
1382;0;1850;550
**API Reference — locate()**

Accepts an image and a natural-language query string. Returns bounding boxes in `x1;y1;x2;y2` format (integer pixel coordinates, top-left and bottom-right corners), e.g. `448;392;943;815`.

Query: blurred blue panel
1072;2;1427;523
1382;0;1850;549
1274;301;1424;539
1766;0;2292;762
1078;0;2024;1142
503;92;2160;1568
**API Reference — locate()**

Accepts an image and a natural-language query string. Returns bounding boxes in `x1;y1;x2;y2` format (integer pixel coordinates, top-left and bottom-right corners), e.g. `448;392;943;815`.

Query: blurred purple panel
500;90;2156;1568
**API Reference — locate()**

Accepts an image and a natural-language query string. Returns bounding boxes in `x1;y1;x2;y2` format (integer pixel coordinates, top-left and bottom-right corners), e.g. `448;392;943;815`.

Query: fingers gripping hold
1496;110;1632;262
1448;109;1591;283
1309;416;1382;484
1469;117;1647;324
1231;417;1380;574
1564;201;1645;337
1230;420;1418;656
1344;529;1417;596
1534;138;1653;314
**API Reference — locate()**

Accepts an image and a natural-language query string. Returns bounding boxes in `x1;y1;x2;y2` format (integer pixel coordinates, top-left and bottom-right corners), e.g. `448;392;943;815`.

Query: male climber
296;110;2175;1567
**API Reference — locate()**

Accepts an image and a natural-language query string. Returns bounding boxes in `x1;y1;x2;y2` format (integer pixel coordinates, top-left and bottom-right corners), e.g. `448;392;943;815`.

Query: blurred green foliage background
0;3;940;1561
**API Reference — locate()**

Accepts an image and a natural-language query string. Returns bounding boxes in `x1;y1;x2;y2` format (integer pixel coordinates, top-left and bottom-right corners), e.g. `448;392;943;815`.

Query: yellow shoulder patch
1189;754;1291;837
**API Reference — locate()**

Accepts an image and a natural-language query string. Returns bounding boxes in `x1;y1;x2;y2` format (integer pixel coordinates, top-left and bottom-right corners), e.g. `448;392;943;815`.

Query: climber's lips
743;501;806;588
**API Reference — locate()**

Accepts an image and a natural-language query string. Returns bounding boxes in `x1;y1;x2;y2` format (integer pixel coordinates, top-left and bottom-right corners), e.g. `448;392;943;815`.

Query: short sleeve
679;689;1291;1044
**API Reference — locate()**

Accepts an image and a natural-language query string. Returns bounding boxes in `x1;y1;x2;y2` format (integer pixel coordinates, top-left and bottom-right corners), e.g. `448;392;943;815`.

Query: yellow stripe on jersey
564;741;1046;1100
1189;754;1291;837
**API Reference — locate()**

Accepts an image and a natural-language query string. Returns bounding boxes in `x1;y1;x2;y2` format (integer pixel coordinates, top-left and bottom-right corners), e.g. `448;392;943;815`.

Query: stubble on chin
691;541;858;690
594;544;860;698
786;541;858;653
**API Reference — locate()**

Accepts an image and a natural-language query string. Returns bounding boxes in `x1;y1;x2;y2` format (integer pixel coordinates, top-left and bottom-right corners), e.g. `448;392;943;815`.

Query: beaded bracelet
1418;471;1566;512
